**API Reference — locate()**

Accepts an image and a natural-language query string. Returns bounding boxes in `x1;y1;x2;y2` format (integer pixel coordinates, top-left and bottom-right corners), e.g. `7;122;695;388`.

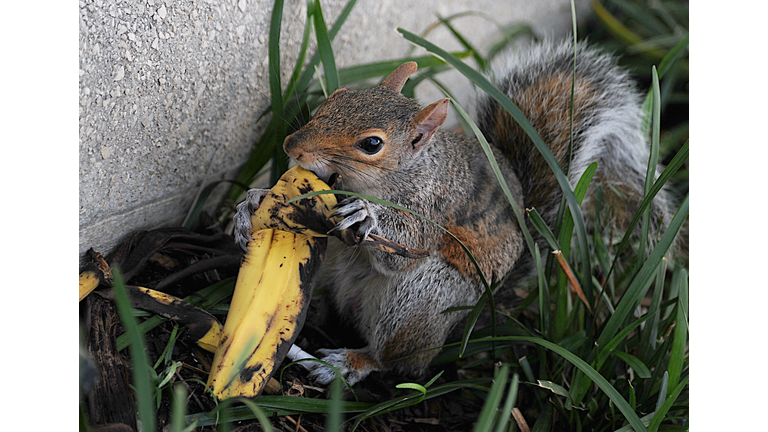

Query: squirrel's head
283;62;450;193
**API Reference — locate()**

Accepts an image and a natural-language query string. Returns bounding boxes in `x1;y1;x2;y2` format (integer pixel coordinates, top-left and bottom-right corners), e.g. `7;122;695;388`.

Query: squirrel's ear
380;62;418;93
411;98;450;151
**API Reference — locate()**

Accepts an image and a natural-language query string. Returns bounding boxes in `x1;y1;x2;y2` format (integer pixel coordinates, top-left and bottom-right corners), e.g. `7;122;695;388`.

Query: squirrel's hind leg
308;347;382;386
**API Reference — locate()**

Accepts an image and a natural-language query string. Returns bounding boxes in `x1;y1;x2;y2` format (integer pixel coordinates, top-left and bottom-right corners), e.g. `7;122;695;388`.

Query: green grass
81;1;688;431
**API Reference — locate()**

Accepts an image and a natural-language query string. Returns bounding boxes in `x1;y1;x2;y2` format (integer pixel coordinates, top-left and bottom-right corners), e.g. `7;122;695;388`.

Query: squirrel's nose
283;132;302;160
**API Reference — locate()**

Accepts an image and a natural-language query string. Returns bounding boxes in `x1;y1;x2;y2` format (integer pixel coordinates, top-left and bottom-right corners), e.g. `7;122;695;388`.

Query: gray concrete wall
78;0;590;258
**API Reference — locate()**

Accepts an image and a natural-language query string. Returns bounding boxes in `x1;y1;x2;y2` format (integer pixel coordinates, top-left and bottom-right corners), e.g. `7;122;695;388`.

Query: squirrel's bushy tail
476;40;683;258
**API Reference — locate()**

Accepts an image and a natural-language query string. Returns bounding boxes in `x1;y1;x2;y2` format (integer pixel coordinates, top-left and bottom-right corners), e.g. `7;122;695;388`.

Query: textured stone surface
79;0;590;258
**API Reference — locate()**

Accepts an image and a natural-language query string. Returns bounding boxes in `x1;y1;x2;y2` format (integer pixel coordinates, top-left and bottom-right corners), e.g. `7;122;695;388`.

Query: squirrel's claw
233;188;270;253
330;197;378;244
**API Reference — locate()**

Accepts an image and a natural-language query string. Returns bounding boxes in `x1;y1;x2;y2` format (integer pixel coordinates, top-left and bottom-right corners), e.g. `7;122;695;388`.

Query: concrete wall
78;0;590;258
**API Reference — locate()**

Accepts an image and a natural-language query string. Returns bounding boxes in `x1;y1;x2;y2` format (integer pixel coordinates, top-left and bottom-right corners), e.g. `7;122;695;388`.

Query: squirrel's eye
358;136;384;155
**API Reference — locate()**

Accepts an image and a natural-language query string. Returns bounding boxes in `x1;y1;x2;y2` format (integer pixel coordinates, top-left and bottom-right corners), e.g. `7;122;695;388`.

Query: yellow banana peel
207;166;333;399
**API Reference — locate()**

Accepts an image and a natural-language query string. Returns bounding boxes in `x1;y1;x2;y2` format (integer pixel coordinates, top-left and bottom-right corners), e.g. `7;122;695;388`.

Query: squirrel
235;40;681;386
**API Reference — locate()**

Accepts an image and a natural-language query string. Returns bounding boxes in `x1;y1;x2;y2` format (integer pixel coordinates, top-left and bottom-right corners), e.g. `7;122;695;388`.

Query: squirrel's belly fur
238;39;683;386
319;238;486;376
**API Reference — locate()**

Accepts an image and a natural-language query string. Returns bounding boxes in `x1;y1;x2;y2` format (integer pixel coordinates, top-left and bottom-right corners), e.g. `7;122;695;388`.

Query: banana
207;166;331;399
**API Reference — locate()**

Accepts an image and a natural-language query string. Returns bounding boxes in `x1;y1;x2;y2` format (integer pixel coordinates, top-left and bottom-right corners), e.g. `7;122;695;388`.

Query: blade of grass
172;383;188;432
666;268;688;390
336;52;471;86
184;179;250;229
313;0;339;94
657;34;689;78
613;351;651;379
79;403;91;432
228;122;278;200
493;373;520;432
527;207;591;314
268;0;289;184
534;243;550;339
527;208;560;249
637;258;667;361
638;66;661;259
639;32;689;134
647;375;688;432
536;379;575;407
655;372;669;414
293;0;357;94
398;28;594;302
436;14;486;70
111;267;156;432
568;0;578;173
558;162;598;259
282;0;314;109
531;403;553;432
327;376;343;432
474;364;510;432
268;0;285;140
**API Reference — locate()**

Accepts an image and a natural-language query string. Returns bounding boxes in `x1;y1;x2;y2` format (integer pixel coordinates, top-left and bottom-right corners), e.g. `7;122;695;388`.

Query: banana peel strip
96;285;224;353
79;250;111;301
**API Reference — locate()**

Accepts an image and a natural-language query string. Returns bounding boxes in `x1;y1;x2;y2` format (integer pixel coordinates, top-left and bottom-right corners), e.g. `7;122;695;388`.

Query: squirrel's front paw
330;197;379;244
308;348;381;386
233;188;270;252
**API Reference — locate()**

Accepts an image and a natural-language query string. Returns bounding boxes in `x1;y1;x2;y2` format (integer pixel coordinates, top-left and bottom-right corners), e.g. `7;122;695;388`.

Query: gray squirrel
235;40;680;386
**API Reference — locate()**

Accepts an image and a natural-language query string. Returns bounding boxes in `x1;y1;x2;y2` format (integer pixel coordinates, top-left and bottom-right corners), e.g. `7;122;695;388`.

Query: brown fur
346;350;380;371
439;220;521;283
